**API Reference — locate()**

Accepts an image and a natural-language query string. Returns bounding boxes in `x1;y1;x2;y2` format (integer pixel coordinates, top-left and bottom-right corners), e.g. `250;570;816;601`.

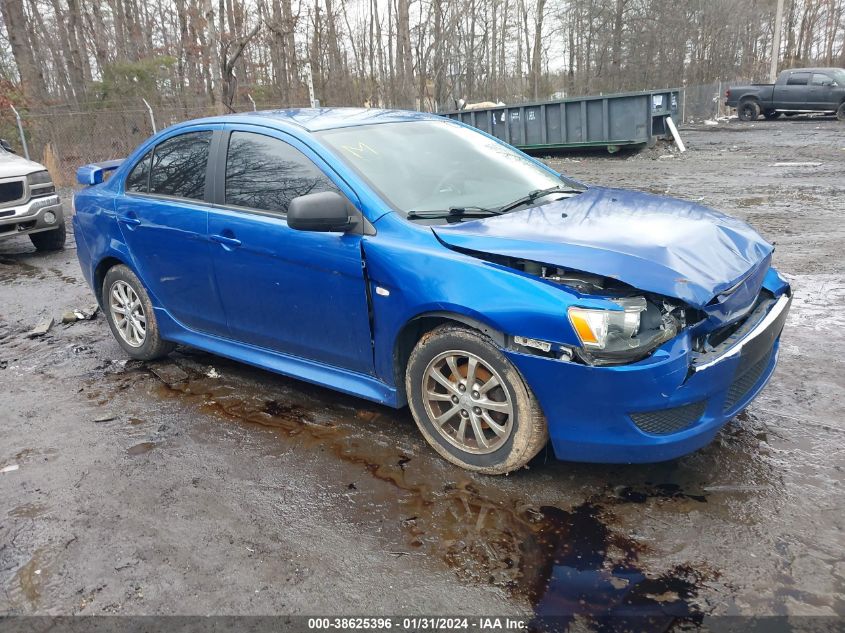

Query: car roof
785;67;844;73
182;107;442;133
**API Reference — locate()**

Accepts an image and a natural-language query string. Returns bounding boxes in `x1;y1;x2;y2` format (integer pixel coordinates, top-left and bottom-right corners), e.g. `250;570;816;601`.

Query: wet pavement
1;118;843;625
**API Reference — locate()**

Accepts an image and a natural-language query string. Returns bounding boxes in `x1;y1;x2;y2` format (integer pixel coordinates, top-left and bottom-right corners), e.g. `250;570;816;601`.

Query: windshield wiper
496;185;582;214
406;206;505;221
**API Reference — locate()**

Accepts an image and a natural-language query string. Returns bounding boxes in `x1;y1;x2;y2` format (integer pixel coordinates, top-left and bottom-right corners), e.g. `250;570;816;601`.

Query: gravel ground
0;117;843;624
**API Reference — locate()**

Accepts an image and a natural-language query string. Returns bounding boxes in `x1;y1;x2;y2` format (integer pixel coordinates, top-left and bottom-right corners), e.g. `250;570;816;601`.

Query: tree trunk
529;0;545;99
1;0;48;103
396;0;414;108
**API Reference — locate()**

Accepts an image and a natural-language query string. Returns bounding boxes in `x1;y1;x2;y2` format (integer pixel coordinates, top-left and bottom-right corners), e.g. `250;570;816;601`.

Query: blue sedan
73;108;791;474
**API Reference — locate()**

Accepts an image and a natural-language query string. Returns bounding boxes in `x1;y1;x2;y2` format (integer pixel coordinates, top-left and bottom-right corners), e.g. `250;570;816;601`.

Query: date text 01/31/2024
306;617;528;630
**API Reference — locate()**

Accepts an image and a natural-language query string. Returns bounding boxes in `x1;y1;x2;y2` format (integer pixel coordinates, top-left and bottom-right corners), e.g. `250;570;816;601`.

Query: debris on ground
1;464;20;473
148;363;189;386
205;367;220;379
28;316;54;337
62;305;99;324
93;414;117;423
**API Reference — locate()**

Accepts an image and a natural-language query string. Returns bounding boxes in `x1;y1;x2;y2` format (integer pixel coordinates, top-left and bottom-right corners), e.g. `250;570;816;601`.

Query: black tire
737;100;760;122
102;264;175;361
837;103;845;122
763;110;780;120
405;324;548;474
29;218;66;251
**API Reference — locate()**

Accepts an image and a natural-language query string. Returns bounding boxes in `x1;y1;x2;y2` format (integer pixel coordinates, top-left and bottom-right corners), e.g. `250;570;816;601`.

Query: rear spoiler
76;159;124;186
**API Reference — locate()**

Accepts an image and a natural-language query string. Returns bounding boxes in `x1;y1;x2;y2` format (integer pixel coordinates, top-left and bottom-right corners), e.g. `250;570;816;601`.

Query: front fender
363;214;586;388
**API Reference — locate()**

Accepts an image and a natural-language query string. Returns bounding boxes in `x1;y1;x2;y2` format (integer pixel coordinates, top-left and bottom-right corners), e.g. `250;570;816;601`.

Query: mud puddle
96;356;715;626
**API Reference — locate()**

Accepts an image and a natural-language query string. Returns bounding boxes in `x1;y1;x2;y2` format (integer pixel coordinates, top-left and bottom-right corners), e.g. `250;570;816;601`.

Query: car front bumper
0;195;63;239
506;289;791;464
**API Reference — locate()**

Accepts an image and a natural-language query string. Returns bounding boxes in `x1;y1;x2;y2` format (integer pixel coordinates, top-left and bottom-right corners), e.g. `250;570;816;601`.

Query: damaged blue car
73;108;791;474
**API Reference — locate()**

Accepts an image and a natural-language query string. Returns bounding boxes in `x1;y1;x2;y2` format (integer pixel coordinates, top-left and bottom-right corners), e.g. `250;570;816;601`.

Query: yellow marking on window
341;142;378;159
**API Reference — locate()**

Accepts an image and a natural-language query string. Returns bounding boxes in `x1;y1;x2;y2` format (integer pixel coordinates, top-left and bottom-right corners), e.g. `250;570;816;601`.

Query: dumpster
442;89;680;153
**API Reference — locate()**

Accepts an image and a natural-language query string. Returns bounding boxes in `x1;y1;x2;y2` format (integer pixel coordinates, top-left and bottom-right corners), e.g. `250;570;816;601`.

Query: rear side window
224;131;338;214
126;150;152;192
786;72;809;86
149;131;211;200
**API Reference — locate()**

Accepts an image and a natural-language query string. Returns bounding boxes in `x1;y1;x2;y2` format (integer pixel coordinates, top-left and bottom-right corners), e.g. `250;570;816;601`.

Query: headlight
568;296;678;365
27;170;55;197
568;297;647;350
27;170;53;186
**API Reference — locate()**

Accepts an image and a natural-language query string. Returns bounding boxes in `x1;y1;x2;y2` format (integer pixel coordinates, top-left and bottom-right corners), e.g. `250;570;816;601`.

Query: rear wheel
837;103;845;122
103;264;175;361
29;219;66;251
406;324;548;474
738;100;760;122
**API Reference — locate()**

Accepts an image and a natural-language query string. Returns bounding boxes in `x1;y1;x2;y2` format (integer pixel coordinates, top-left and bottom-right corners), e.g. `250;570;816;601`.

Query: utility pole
769;0;785;82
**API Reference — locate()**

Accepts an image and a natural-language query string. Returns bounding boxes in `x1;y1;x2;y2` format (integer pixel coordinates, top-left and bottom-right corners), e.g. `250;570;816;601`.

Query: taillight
725;89;731;98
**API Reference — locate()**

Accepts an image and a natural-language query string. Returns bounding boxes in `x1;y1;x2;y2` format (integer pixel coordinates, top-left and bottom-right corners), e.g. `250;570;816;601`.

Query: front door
208;128;374;375
116;128;227;335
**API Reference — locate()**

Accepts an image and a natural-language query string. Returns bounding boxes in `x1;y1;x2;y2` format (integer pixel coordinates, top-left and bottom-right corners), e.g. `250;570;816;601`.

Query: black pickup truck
726;67;845;121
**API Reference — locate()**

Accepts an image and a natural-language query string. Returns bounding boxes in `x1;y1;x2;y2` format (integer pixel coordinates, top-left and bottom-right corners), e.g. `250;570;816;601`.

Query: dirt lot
1;118;843;624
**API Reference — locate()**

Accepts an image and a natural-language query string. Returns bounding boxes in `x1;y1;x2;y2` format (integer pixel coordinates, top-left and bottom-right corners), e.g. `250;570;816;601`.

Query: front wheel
406;325;548;474
29;219;66;251
103;264;175;361
837;103;845;122
737;101;760;121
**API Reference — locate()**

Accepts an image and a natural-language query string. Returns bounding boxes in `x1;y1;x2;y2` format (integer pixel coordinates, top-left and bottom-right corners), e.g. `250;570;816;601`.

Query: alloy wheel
421;350;514;454
109;280;146;348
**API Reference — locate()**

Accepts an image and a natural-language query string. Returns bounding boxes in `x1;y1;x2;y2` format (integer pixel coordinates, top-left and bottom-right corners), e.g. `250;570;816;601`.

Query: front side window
149;131;211;200
224;131;338;214
317;120;582;216
787;72;809;86
812;73;833;86
126;150;152;192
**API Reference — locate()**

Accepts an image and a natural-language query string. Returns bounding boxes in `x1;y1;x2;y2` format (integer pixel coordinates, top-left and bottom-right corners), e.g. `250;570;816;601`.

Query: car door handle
118;215;141;226
210;234;242;248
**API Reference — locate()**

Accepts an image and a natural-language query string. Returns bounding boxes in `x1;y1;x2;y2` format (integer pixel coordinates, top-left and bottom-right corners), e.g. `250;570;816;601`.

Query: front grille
724;348;773;412
631;401;706;435
0;180;24;205
0;209;14;218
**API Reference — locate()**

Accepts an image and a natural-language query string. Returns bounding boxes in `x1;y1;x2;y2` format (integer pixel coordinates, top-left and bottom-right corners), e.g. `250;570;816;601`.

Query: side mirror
287;191;357;233
0;139;15;154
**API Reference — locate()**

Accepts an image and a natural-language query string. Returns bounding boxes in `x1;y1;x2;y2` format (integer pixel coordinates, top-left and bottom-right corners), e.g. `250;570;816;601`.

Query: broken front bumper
0;194;63;239
506;287;791;464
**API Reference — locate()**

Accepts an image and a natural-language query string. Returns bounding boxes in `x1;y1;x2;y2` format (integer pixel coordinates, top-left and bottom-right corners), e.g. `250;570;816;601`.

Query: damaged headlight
568;297;679;365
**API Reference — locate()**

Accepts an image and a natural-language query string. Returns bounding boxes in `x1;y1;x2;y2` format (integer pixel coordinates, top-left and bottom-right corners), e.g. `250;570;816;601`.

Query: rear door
115;126;228;335
774;71;810;108
808;72;838;109
207;126;374;374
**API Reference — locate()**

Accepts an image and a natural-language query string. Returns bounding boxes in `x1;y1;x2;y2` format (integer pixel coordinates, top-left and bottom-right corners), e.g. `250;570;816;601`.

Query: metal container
442;89;680;152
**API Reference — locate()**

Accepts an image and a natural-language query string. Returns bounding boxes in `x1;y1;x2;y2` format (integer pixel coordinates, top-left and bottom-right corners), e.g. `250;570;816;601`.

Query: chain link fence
680;82;727;123
0;96;301;186
0;84;740;186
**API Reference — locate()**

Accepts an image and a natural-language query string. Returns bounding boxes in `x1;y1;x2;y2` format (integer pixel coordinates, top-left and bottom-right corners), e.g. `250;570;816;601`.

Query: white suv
0;139;65;251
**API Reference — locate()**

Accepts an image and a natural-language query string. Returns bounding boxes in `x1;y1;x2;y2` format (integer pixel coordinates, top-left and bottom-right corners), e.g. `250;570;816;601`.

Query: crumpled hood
433;186;773;309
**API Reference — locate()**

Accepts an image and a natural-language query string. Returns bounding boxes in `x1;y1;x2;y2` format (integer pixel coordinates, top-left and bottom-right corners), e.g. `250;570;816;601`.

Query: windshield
317;120;584;218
